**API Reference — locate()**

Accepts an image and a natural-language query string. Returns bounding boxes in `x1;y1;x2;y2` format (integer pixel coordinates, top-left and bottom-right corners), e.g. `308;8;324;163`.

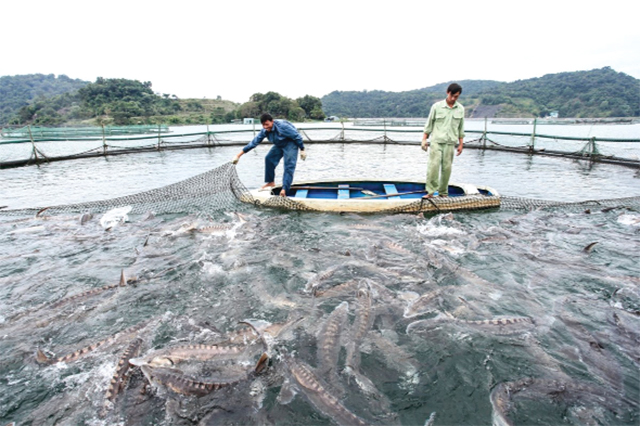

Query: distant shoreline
352;117;640;127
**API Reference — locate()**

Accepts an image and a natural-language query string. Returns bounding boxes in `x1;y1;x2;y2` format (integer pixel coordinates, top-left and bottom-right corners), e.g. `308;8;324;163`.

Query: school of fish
0;204;638;425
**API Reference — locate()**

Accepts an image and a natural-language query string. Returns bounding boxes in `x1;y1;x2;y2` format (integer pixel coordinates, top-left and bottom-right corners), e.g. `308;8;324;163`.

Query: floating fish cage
1;124;170;140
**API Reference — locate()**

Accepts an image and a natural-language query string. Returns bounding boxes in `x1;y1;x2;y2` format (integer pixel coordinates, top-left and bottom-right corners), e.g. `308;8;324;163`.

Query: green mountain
0;74;89;125
2;76;319;126
475;67;639;118
321;80;502;118
6;77;215;126
321;67;640;118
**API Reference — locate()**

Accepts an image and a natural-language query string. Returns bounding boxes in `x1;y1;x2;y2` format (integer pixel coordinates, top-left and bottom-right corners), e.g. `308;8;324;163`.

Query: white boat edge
241;179;501;213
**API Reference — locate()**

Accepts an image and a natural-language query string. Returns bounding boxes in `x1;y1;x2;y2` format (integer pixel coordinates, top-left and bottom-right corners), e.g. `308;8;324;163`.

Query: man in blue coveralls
232;113;306;197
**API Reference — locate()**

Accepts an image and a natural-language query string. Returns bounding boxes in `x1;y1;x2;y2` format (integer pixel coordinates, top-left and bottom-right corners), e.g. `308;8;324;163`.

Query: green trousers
426;142;455;196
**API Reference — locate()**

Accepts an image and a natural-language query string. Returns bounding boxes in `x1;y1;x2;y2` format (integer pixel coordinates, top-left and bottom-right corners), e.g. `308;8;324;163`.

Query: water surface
0;135;639;426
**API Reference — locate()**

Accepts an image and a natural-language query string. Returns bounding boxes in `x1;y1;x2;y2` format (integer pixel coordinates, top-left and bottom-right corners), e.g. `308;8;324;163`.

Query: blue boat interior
285;182;469;200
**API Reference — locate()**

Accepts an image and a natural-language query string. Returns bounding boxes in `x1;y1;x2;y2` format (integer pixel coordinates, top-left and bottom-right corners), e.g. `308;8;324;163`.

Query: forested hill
0;74;89;125
321;67;640;118
1;76;322;126
321;80;502;118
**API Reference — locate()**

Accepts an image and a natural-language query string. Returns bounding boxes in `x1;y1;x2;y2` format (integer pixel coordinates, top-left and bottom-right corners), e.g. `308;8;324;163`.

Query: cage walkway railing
1;123;639;169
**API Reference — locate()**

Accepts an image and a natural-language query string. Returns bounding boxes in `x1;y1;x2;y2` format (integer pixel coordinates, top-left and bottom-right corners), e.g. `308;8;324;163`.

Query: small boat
243;180;500;213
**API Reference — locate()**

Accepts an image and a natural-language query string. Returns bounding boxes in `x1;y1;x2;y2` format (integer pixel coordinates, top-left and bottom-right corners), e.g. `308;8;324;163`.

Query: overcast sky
2;0;638;103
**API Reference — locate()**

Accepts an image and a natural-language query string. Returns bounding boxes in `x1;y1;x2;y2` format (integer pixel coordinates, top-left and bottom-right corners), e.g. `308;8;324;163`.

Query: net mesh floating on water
1;163;639;217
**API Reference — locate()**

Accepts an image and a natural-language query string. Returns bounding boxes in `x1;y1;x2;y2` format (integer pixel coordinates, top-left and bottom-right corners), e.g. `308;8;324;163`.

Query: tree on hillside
10;77;184;125
239;91;312;121
0;73;88;125
296;95;325;120
78;78;156;117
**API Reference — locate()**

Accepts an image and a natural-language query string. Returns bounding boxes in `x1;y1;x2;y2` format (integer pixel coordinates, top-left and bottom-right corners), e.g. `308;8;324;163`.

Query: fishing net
500;195;640;212
0;163;253;217
1;163;639;218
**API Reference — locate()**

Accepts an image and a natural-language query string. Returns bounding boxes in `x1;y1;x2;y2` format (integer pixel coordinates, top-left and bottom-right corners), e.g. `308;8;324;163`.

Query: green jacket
424;100;465;144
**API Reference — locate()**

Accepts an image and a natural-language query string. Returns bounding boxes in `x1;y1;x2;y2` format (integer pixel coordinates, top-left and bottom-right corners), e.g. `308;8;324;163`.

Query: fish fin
277;379;297;405
255;353;269;373
119;270;127;287
424;412;437;426
35;349;52;364
36;207;50;218
443;310;455;319
237;320;269;351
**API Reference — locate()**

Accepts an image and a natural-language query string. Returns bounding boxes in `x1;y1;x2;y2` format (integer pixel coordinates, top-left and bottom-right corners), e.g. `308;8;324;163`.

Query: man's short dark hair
260;113;273;123
447;83;462;95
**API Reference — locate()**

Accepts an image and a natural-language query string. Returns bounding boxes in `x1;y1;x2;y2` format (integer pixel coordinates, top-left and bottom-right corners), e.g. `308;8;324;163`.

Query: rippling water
0;137;639;425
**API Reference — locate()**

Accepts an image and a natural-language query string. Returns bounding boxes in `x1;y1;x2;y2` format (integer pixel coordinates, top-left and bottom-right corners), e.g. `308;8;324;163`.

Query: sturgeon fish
317;301;349;392
101;337;144;417
196;213;247;237
305;265;342;293
49;269;129;309
402;290;441;318
7;270;129;324
351;223;384;231
407;312;535;335
140;365;249;397
490;377;628;426
196;224;233;234
345;285;373;369
284;357;369;426
221;318;301;349
381;240;414;256
343;289;393;417
35;320;150;365
314;279;359;299
130;344;246;368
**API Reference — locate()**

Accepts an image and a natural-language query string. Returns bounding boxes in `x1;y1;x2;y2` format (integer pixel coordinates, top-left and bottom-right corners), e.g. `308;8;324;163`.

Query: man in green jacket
421;83;465;198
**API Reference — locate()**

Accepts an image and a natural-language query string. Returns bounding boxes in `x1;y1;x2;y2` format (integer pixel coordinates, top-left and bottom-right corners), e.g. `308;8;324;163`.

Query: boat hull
242;180;500;213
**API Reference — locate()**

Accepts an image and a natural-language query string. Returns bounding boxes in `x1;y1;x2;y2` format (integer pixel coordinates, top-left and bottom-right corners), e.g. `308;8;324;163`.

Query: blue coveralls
241;120;305;193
